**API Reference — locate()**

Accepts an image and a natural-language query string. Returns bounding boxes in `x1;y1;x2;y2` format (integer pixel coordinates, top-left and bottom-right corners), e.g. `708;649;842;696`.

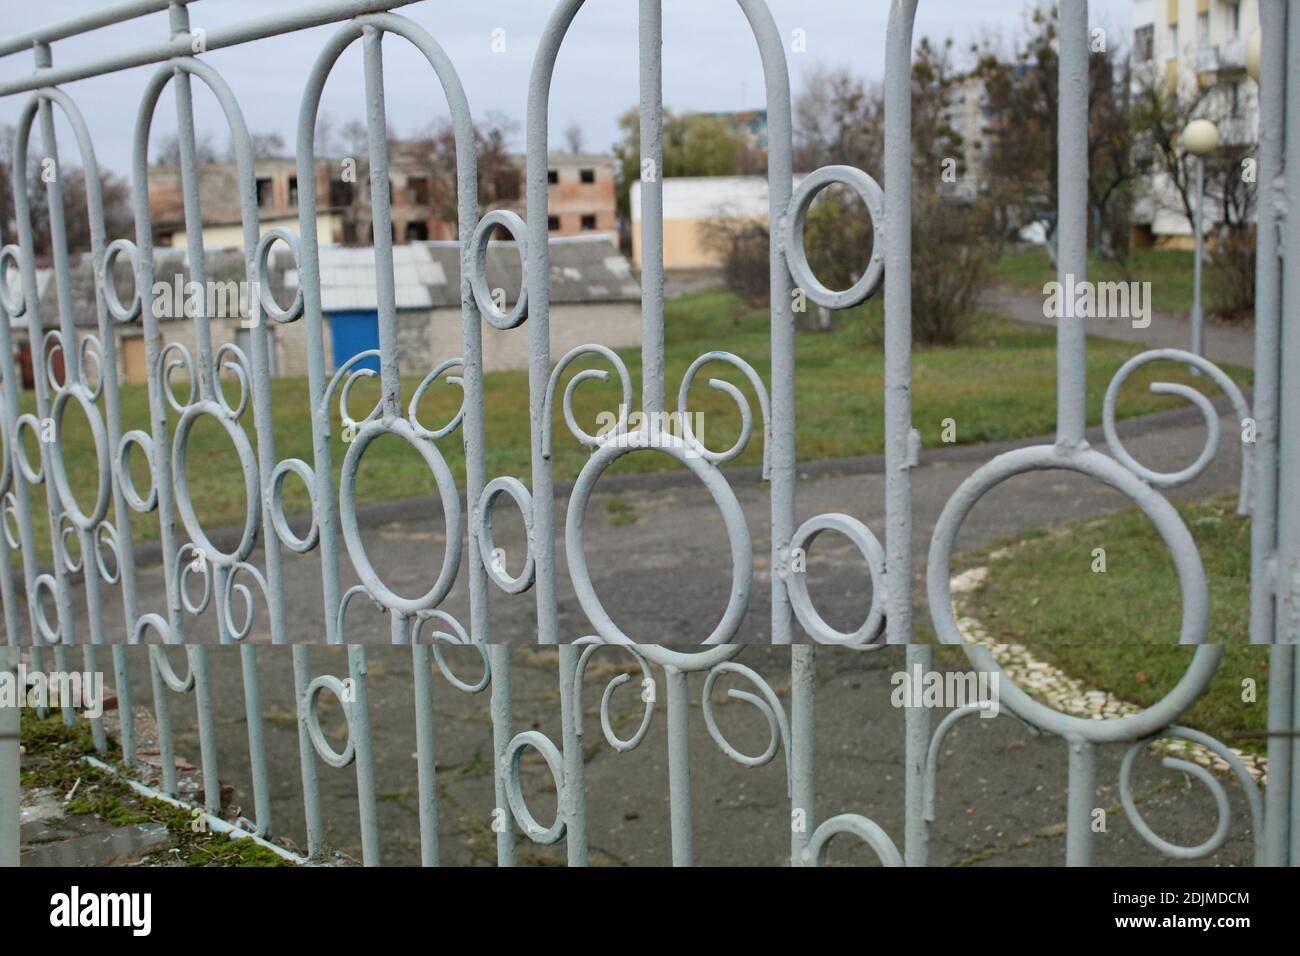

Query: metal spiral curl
0;407;11;498
923;700;1022;822
177;542;213;617
409;609;490;693
131;612;172;644
1;493;22;549
59;515;82;574
336;584;387;642
1118;725;1264;861
222;560;269;642
94;521;121;584
12;414;46;484
702;660;791;788
542;343;634;459
803;813;905;867
0;244;26;319
31;573;63;644
407;357;467;440
676;350;771;475
158;341;199;414
78;334;106;401
213;342;253;420
42;329;68;394
1103;348;1254;515
572;637;654;752
150;644;196;693
323;350;384;439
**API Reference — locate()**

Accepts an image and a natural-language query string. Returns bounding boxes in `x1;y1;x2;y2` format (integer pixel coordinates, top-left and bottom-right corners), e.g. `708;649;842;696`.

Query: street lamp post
1183;118;1220;362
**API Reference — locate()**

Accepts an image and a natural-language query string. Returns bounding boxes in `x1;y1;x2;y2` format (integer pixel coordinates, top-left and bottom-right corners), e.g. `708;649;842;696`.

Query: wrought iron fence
1;0;1298;866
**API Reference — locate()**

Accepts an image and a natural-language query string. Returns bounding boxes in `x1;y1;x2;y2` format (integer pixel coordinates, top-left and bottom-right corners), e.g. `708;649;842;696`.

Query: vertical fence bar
1251;0;1285;648
525;1;583;648
1265;645;1293;865
0;211;38;648
1278;0;1300;652
637;0;664;418
0;645;18;867
11;45;77;646
558;643;587;865
294;26;345;645
238;645;271;833
83;646;107;754
1258;2;1291;858
1292;651;1300;864
665;664;692;866
411;643;439;866
737;0;795;645
169;2;231;645
112;646;134;764
1056;0;1089;448
291;646;324;857
52;645;74;726
147;647;178;796
1064;737;1096;866
903;643;931;865
884;0;919;645
190;647;221;814
489;644;515;865
0;299;18;649
789;645;815;865
348;644;380;864
128;68;185;646
35;77;111;651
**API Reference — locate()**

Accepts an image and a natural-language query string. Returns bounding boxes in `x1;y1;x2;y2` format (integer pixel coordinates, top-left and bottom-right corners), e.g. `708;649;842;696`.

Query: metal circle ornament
469;209;528;330
565;429;752;647
782;164;885;310
337;417;463;616
786;512;887;645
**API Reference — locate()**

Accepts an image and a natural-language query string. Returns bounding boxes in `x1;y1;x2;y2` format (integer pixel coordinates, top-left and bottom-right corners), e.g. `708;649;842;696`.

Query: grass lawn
989;246;1209;319
959;493;1266;754
23;288;1251;562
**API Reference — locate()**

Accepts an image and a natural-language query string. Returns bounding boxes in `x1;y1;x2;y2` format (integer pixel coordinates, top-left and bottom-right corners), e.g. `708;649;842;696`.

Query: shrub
1209;229;1255;323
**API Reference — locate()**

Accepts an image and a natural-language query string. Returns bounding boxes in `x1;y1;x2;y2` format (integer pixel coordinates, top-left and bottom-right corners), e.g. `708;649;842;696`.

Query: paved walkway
982;287;1257;369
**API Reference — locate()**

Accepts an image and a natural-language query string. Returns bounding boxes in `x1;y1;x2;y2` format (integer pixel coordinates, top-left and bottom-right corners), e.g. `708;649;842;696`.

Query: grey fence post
0;646;18;867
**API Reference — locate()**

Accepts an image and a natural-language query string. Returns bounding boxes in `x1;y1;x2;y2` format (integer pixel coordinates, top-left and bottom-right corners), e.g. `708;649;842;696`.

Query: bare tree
152;129;222;166
0;124;132;258
793;63;884;175
564;122;584;154
247;131;287;159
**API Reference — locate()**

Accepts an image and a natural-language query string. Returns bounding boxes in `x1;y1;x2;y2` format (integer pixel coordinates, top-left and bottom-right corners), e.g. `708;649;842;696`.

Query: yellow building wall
169;212;341;252
632;216;770;270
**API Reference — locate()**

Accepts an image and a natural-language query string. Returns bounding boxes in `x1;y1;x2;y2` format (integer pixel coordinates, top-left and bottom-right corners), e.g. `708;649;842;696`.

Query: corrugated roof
278;235;640;312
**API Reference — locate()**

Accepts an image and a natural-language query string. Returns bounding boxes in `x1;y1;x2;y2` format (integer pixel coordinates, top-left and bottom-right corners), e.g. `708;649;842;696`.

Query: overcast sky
0;0;1133;176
